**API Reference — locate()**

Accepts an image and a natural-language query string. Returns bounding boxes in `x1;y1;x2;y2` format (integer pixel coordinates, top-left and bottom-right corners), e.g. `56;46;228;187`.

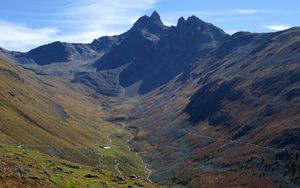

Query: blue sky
0;0;299;51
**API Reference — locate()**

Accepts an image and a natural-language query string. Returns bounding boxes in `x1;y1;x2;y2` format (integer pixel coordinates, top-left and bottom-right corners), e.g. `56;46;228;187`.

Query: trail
127;135;153;182
107;135;112;145
120;122;153;182
115;162;121;175
106;134;121;175
105;124;151;179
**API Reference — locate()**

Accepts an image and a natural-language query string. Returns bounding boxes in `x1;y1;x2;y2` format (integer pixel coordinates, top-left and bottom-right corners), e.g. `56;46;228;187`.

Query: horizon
0;0;299;52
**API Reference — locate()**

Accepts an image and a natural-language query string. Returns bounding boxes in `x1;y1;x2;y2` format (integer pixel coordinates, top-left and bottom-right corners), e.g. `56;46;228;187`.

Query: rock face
93;12;227;95
26;37;122;65
27;42;95;65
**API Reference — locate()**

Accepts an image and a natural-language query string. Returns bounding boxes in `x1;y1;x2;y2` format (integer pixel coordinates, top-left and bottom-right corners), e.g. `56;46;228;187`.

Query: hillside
119;27;300;187
0;56;160;187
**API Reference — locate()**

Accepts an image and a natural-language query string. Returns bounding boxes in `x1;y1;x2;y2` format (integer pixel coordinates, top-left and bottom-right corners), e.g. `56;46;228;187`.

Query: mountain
27;41;96;65
3;11;227;97
91;12;228;96
1;11;300;188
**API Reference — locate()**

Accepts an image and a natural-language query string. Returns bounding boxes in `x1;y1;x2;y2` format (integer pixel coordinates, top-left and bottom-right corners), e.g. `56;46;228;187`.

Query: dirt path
107;135;112;145
127;134;153;182
115;162;122;175
105;124;152;180
118;122;153;182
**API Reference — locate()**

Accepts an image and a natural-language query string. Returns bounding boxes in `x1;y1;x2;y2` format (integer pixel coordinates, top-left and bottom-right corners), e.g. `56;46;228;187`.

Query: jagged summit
176;15;206;26
187;15;205;22
150;11;165;27
173;14;228;44
150;11;161;21
132;11;167;32
177;17;186;26
175;14;226;36
177;15;210;29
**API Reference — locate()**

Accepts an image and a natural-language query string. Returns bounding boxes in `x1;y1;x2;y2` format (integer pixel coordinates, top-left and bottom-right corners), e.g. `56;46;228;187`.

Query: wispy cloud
0;0;159;51
263;23;291;31
54;0;159;38
233;9;273;14
0;20;60;51
60;0;157;24
161;8;278;26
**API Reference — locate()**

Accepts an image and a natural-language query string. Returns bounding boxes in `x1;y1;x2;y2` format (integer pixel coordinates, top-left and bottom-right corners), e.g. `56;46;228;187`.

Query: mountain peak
186;15;206;25
131;11;167;34
149;11;164;27
150;11;160;20
177;17;186;26
176;15;207;29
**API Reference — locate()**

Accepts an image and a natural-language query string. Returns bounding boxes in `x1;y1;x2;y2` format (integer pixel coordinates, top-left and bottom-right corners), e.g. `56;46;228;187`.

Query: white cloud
233;9;273;14
0;20;60;52
0;0;160;51
55;0;160;39
263;23;291;31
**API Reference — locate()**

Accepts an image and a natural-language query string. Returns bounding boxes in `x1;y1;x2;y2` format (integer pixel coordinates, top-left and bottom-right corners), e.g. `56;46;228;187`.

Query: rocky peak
150;11;164;26
131;11;167;35
177;15;210;29
177;17;186;26
27;41;69;65
175;15;227;42
91;36;120;52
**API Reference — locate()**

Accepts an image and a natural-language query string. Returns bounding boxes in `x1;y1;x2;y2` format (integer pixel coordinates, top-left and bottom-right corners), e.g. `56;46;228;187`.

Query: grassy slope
0;146;159;188
0;57;160;187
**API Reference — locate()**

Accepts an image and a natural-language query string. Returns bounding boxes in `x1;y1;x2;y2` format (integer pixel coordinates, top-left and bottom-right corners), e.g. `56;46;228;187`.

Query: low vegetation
0;145;159;187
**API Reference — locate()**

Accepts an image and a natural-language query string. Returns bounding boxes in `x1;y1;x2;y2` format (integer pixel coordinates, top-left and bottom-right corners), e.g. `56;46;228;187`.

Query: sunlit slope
0;56;111;160
0;56;160;187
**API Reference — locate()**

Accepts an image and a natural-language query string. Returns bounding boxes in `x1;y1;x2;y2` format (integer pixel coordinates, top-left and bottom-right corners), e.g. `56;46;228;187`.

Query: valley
0;11;300;188
0;56;160;187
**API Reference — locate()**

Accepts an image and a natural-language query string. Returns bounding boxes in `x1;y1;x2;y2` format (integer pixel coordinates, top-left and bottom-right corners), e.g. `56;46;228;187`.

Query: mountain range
0;11;300;187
